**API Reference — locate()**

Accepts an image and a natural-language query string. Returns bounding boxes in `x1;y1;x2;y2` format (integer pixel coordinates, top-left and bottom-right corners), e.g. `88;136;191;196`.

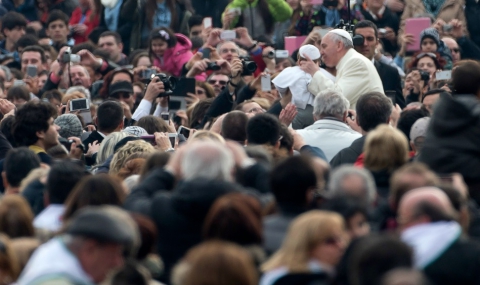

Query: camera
240;56;257;76
61;47;81;63
154;73;177;97
266;50;275;59
443;24;453;33
419;70;430;83
206;62;220;71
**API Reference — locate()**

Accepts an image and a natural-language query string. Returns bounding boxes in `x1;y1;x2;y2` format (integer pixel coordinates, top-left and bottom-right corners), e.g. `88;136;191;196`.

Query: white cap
328;29;353;45
299;44;321;60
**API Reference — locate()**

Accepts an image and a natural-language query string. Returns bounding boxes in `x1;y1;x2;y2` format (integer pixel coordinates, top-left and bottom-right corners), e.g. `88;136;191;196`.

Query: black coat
375;60;405;109
329;136;366;169
360;6;400;55
465;0;480;50
424;237;480;285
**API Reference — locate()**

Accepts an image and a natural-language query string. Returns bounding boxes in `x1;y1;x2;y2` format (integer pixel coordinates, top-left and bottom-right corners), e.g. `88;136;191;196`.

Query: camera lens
267;50;275;59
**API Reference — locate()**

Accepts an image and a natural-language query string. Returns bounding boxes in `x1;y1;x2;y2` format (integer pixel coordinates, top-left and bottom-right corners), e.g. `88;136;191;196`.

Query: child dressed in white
272;44;333;129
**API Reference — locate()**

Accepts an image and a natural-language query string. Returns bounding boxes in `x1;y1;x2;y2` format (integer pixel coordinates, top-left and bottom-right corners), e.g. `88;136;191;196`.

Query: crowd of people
0;0;477;284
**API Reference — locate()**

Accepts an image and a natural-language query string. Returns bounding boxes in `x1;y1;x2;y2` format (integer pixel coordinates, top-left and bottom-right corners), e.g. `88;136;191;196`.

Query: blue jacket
1;0;38;21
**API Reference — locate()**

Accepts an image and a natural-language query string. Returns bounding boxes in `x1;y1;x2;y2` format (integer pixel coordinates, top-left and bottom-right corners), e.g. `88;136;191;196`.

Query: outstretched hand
299;54;320;76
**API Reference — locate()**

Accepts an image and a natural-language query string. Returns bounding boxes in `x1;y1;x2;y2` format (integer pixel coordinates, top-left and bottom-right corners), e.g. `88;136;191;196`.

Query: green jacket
224;0;293;31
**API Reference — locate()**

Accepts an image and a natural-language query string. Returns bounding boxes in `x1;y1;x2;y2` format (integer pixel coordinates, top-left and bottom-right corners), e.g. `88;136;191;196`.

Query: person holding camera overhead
148;27;194;77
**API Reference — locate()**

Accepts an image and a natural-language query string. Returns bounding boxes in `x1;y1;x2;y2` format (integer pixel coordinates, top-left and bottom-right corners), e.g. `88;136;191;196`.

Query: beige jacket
308;49;384;108
399;0;468;41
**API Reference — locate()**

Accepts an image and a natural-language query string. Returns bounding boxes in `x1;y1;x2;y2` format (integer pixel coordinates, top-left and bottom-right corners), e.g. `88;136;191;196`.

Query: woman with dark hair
222;0;293;40
408;52;446;78
135;115;170;134
62;174;126;221
195;81;215;100
130;0;192;50
146;27;193;77
98;67;134;99
69;0;101;44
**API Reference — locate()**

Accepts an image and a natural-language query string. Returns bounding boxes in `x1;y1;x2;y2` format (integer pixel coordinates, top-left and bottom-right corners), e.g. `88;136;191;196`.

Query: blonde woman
109;140;155;175
260;210;348;285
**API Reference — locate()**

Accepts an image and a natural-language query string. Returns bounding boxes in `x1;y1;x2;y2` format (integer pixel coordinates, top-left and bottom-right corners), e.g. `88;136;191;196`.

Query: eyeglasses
220;48;238;54
247;107;266;114
208;80;227;86
451;48;460;53
110;92;131;99
416;52;437;59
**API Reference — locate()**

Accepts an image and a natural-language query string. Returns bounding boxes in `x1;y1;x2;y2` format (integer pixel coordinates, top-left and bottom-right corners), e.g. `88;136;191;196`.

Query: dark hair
92;48;110;61
47;160;89;204
408;52;446;71
0;195;35;238
1;116;16;147
148;27;177;55
6;86;29;102
452;61;480;95
188;15;203;27
196;81;215;98
146;0;177;30
321;196;369;225
131;52;150;67
16;35;39;50
96;101;124;133
354;20;378;39
4;148;40;187
421;88;443;103
221;111;248;143
39;44;58;59
247;113;281;146
12;101;57;146
139;152;171;181
396;109;430;142
349;234;413;285
46;10;69;27
279;124;294;153
71;42;96;54
63;174;126;221
412;200;455;222
356;92;392;132
98;68;133;99
190;98;214;129
270;156;317;206
99;31;122;44
203;193;263;245
135;115;169;134
21;45;47;64
130;213;158;260
1;12;27;35
9;68;23;80
41;89;63;103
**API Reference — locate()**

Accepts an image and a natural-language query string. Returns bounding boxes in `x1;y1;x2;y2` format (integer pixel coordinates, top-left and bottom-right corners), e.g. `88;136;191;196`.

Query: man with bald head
398;187;480;285
442;37;461;64
300;29;384;108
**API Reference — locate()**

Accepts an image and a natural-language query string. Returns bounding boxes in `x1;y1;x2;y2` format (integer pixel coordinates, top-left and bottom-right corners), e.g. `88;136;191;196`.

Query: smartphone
173;78;196;96
161;112;169;121
78;110;93;124
261;74;271;92
139;69;155;79
436;70;452;81
405;18;431;52
177;126;191;139
13;80;25;86
385;90;396;105
26;65;37;77
202;48;211;59
140;135;156;146
203;17;212;29
70;98;90;111
220;30;236;40
443;24;453;33
70;54;81;63
275;50;289;58
168;133;178;146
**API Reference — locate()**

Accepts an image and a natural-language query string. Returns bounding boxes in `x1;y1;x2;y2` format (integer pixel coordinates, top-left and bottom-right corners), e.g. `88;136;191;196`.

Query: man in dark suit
399;187;480;285
83;101;124;165
353;20;405;109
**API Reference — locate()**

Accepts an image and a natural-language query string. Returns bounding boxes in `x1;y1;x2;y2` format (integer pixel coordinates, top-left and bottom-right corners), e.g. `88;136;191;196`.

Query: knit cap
420;28;441;47
55;114;83;138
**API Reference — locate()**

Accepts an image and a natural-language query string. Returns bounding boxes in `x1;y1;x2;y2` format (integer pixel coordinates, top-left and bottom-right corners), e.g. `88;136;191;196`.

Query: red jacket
69;7;100;44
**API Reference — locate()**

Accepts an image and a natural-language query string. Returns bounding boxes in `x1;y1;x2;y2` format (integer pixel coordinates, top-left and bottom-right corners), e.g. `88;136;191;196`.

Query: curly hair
12;101;57;147
407;52;446;72
109;140;155;175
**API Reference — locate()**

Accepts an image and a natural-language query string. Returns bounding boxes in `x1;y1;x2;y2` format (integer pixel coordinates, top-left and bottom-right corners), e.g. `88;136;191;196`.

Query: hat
65;206;137;245
328;29;353;45
410;117;431;142
420;28;440;47
299;44;321;60
109;81;133;97
123;126;148;137
55;114;83;138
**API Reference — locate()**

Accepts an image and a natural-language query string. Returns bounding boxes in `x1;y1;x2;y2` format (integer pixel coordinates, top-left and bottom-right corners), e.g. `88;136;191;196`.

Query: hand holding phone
161;112;169;122
203;17;212;29
261;74;272;92
220;30;236;40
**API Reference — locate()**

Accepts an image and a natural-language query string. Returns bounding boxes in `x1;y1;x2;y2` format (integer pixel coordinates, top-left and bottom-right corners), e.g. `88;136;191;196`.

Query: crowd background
0;0;476;284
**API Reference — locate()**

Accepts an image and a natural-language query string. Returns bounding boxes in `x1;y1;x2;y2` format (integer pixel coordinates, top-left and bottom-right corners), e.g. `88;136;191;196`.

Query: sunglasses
416;52;437;59
111;92;131;99
451;48;460;53
208;80;227;85
220;48;238;54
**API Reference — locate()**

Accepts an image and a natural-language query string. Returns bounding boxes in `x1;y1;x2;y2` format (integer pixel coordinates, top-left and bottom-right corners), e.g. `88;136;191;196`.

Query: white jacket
297;119;362;162
308;49;384;108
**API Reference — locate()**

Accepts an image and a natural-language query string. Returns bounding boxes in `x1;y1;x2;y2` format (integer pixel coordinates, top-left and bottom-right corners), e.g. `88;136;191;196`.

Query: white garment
401;221;461;269
260;260;326;285
272;66;315;110
297;119;362;161
18;237;95;285
308;49;384;108
33;204;65;232
132;99;167;122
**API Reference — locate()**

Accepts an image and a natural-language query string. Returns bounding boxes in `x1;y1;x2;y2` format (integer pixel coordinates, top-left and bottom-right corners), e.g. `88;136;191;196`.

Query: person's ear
118;120;124;131
2;171;8;189
36;130;45;140
119;42;124;51
274;140;280;149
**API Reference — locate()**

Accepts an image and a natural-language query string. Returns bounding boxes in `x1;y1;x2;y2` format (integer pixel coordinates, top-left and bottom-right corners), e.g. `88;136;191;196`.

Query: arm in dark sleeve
394;71;406;109
124;168;176;215
457;36;480;61
267;100;283;117
200;87;235;127
236;84;256;104
406;90;420;104
300;145;328;161
236;163;270;194
39;73;60;96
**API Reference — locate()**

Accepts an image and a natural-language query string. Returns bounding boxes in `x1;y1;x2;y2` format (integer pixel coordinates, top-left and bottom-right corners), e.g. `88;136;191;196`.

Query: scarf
401;221;461;269
321;6;341;27
422;0;446;17
103;0;123;31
